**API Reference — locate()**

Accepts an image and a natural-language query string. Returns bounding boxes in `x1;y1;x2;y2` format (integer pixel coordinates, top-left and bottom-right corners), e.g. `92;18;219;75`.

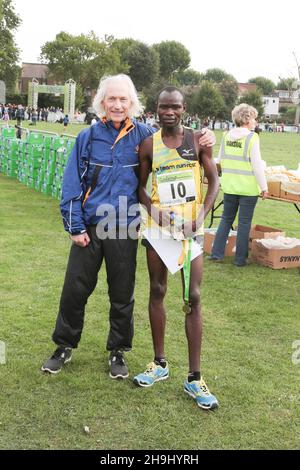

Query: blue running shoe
133;362;169;387
184;377;219;410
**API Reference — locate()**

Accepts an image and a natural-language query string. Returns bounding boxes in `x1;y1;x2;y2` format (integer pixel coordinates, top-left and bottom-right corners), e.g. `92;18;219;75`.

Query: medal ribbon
183;238;192;306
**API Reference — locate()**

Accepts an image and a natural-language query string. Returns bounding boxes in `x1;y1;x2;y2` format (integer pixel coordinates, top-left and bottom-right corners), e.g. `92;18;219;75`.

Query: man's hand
151;206;172;227
70;232;90;247
261;190;269;200
182;220;197;239
198;128;216;147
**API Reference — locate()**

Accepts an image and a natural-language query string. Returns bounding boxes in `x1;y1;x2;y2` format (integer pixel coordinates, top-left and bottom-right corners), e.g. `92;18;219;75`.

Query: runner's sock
154;357;167;369
188;371;201;382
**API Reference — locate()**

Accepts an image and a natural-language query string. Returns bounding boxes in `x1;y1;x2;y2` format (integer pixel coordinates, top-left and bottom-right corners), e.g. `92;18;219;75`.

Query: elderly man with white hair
41;74;216;379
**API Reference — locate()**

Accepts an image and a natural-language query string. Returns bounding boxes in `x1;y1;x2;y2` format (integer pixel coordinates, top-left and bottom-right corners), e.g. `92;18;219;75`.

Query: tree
0;0;21;93
238;90;264;117
279;106;297;125
202;68;238;119
248;76;276;95
202;68;236;83
113;39;159;91
142;78;167;112
277;77;296;90
175;68;203;86
40;32;125;91
277;54;300;125
189;81;225;119
153;41;190;82
218;79;238;119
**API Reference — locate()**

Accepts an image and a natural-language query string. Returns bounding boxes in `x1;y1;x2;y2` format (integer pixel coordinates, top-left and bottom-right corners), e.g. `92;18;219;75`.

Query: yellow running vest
149;128;203;234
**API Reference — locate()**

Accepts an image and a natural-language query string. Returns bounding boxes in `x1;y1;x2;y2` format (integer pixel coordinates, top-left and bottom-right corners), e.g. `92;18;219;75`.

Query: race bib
157;170;196;206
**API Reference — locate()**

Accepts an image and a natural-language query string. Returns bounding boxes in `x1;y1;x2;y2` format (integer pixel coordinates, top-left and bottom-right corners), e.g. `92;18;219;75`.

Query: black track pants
52;226;138;351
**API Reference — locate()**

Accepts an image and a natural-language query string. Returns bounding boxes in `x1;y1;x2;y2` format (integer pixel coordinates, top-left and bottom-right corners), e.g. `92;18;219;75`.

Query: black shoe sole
41;367;62;374
109;372;129;379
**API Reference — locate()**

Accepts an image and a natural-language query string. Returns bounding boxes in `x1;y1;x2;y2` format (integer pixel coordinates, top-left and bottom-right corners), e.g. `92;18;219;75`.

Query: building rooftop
21;63;49;79
238;83;257;95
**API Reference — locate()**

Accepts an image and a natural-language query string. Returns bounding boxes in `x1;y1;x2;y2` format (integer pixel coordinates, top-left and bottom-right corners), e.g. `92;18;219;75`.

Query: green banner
37;85;65;94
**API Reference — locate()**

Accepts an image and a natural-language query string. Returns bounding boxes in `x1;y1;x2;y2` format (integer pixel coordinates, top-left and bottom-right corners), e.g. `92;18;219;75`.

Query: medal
183;302;192;314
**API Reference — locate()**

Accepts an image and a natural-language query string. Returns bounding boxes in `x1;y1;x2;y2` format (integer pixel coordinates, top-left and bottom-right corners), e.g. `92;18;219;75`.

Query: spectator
63;114;69;129
208;103;268;267
31;109;38;125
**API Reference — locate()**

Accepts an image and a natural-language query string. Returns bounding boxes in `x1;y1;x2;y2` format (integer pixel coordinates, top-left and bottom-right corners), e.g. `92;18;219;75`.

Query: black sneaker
206;255;223;263
41;347;72;374
109;350;129;379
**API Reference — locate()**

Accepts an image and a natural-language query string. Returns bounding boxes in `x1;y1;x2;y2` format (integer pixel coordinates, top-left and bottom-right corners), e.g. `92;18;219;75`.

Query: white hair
232;103;258;127
92;74;144;118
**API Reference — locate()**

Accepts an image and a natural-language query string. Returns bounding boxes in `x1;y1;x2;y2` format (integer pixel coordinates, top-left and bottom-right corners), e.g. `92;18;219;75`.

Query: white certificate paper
142;228;203;274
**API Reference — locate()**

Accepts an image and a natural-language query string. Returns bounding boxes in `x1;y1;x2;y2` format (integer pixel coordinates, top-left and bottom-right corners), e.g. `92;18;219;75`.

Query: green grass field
16;119;89;138
0;126;299;450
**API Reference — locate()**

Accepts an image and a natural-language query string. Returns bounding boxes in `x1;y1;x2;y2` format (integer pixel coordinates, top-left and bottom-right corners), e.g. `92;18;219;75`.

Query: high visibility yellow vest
220;131;261;196
149;128;203;232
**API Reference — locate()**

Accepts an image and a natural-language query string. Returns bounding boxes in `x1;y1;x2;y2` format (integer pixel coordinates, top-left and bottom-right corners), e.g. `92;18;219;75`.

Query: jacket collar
101;117;136;148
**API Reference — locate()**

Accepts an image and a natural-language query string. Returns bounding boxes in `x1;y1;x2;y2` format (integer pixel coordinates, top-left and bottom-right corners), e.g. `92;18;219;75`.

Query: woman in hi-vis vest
209;104;268;266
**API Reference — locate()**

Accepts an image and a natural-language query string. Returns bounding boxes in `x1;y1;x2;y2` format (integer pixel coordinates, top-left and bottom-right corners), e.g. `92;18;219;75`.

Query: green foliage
249;76;276;95
40;31;126;91
188;81;225;119
218;79;239;119
0;0;21;92
279;106;297;124
113;39;159;91
74;82;86;111
201;69;238;119
142;78;168;113
202;68;236;83
175;68;203;86
153;41;190;82
238;90;264;117
5;92;27;105
277;77;296;90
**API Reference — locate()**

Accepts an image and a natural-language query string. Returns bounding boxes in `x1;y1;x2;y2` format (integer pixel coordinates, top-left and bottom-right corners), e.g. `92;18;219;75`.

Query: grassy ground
15;119;88;138
0;128;299;450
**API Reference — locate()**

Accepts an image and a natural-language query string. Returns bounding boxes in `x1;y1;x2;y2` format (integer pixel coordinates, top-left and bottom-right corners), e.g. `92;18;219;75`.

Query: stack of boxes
0;126;76;200
44;137;68;198
24;132;44;189
0;127;19;177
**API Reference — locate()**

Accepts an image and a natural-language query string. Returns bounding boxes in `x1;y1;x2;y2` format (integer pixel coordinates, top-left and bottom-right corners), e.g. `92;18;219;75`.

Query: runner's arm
138;136;153;214
200;146;219;219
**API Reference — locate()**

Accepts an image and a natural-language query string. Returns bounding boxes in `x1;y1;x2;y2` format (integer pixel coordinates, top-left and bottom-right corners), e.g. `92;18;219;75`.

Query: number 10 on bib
157;170;196;207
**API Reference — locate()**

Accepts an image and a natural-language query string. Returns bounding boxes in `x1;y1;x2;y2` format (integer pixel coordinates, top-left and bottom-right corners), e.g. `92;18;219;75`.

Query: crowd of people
1;104;48;121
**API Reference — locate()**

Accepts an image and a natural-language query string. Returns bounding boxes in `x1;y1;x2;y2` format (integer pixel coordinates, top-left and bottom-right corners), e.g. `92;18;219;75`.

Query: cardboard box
267;181;281;198
250;224;285;241
204;229;236;256
280;188;300;202
251;239;300;269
